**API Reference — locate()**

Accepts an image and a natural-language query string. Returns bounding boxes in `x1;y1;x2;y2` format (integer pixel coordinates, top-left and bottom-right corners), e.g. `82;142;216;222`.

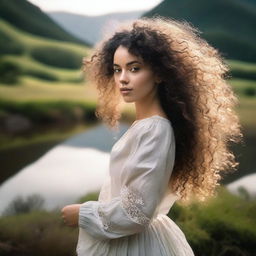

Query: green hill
0;0;90;46
0;17;255;85
0;19;90;83
0;0;255;84
143;0;256;63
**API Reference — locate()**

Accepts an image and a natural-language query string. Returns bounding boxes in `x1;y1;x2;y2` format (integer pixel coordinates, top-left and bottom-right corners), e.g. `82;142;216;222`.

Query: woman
61;16;243;255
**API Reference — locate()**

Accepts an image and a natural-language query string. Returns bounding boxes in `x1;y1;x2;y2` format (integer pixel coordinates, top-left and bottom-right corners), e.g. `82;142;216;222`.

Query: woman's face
113;45;159;103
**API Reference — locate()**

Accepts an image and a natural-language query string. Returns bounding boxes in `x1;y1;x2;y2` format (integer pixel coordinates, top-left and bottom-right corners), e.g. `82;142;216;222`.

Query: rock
4;114;32;134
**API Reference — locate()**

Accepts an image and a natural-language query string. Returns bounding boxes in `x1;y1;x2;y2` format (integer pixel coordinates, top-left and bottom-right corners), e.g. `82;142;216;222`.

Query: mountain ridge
142;0;256;62
48;10;145;45
0;0;89;46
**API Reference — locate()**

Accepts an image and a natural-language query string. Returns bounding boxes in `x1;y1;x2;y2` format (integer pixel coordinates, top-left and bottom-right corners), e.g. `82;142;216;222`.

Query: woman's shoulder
130;115;174;138
112;115;174;154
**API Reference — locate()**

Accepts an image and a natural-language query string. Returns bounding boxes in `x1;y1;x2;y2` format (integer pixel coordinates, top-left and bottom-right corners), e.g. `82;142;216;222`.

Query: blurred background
0;0;255;255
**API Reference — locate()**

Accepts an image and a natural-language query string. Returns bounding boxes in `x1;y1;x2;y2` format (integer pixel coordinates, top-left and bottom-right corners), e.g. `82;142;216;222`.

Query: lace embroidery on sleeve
120;185;150;226
98;203;112;231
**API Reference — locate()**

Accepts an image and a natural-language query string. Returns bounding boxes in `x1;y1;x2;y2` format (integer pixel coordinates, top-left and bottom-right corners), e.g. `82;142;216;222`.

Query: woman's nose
119;70;129;84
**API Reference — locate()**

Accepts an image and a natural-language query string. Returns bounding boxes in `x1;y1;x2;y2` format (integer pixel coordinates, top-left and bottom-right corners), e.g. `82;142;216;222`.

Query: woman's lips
120;88;133;94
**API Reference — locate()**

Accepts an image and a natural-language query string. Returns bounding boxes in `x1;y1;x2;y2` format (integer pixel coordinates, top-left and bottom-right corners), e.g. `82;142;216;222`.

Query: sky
28;0;163;16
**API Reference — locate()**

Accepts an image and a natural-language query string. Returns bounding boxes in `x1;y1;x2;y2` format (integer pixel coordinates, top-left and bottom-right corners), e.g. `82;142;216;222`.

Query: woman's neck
134;97;167;120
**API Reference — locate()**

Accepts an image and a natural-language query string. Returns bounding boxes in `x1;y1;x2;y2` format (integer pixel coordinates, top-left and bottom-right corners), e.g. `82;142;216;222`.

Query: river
0;121;130;215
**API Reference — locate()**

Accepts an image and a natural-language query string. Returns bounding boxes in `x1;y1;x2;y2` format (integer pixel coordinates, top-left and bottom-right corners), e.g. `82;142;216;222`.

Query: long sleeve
78;120;175;240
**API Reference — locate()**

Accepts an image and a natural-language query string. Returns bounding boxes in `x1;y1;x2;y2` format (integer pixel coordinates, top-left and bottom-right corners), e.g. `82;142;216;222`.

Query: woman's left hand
61;204;81;227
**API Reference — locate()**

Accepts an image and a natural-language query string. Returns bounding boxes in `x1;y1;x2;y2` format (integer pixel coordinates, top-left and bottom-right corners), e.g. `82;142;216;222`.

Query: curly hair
82;16;243;203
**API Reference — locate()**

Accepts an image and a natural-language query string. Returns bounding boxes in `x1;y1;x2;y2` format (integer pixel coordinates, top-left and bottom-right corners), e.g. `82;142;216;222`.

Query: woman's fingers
60;204;80;227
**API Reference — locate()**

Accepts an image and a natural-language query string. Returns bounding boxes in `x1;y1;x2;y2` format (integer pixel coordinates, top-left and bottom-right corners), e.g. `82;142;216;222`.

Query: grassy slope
0;75;254;129
0;19;90;82
229;59;256;73
0;76;97;102
1;17;256;83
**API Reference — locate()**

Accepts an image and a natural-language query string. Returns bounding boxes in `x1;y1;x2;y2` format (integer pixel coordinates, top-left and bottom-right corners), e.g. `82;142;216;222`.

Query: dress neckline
131;115;170;127
113;115;171;147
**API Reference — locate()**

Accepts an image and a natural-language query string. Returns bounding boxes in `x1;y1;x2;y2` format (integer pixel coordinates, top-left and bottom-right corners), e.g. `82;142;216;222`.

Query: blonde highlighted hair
83;16;243;203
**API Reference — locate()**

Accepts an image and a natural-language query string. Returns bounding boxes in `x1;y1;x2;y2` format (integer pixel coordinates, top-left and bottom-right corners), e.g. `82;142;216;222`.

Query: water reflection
0;122;129;215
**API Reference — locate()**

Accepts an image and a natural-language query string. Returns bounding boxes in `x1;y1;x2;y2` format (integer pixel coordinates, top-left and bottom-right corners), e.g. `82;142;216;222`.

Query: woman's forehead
113;46;144;64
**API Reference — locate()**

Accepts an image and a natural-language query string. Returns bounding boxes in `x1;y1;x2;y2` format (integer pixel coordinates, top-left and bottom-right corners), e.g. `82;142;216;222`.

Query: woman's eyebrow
113;61;142;67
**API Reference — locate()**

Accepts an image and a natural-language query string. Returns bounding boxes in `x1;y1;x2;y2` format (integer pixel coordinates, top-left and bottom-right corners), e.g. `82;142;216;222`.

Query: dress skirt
77;214;194;256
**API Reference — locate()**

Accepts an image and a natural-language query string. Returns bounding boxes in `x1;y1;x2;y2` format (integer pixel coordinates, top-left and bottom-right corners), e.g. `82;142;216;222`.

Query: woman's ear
154;73;162;84
155;76;162;84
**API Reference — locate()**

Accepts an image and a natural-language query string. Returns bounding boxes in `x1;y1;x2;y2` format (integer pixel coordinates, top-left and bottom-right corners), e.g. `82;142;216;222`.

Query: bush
0;190;100;256
0;210;78;256
2;194;45;216
168;187;256;256
244;87;256;97
0;30;24;56
25;69;58;81
0;60;22;84
30;46;83;69
0;188;255;255
0;100;97;125
231;69;256;81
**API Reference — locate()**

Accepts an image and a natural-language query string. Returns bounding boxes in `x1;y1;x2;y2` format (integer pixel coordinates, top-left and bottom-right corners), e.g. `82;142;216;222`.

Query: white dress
76;115;195;256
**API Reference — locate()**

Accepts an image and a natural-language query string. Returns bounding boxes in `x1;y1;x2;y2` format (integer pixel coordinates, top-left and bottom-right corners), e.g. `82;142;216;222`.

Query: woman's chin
122;97;134;103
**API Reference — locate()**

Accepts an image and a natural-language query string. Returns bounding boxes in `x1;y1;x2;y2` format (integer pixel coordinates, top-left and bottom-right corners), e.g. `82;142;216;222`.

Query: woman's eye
113;68;120;73
113;67;139;73
131;67;140;72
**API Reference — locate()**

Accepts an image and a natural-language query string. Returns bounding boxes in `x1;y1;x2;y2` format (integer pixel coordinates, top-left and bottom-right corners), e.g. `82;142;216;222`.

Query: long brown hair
82;16;243;203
